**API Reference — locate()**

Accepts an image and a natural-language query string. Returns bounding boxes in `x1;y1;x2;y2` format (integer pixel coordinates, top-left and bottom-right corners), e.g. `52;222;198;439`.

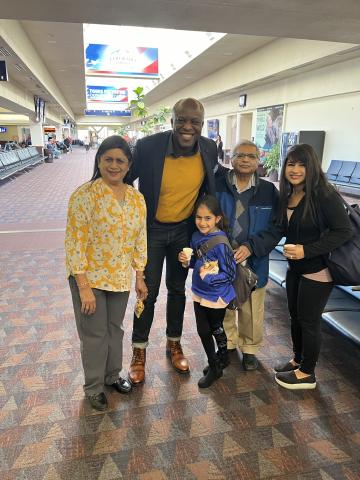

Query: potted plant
263;143;280;181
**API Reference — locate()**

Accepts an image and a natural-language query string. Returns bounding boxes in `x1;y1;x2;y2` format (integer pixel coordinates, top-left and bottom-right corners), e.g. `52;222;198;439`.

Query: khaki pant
223;286;266;354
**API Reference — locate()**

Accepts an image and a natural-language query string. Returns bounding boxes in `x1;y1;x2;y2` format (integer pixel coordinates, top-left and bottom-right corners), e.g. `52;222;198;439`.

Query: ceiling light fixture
14;63;26;72
0;46;12;56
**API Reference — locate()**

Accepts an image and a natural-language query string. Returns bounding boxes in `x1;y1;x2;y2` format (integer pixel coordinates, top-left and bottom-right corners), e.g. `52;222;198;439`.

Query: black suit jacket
129;131;217;227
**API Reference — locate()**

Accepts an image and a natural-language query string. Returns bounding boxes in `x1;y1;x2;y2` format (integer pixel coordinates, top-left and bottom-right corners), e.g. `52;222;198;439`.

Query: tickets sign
86;85;128;103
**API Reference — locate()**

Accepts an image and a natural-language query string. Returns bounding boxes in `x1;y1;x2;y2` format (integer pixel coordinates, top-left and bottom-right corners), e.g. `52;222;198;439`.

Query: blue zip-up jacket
216;169;282;288
190;230;236;303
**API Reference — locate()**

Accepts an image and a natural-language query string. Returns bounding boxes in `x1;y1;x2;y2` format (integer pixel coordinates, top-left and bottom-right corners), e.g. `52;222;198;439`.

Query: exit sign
0;127;7;133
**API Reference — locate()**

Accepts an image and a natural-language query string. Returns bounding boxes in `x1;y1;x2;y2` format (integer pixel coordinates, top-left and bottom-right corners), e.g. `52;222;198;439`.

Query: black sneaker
88;392;108;411
275;370;316;390
242;353;258;371
110;377;132;394
274;361;300;373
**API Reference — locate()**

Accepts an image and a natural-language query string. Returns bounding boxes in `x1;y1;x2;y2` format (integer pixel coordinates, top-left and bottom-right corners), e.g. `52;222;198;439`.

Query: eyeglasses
174;116;203;127
232;153;258;160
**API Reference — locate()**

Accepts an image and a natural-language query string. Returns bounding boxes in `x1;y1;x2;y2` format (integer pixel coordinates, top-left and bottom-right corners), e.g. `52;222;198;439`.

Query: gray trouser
69;276;129;395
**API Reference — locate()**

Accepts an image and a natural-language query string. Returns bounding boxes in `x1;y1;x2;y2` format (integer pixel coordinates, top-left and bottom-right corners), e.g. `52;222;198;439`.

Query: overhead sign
86;85;128;103
84;109;131;117
0;127;7;133
85;44;159;77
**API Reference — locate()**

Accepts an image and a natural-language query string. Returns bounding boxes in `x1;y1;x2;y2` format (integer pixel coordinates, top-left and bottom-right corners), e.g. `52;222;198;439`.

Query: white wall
201;56;360;168
285;92;360;168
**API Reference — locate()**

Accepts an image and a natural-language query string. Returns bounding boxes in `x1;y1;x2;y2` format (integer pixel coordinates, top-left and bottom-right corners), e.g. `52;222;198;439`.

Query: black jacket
285;187;352;275
129;131;217;227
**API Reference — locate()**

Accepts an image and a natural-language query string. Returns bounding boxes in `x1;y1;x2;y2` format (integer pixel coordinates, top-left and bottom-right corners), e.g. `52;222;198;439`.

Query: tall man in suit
128;98;217;385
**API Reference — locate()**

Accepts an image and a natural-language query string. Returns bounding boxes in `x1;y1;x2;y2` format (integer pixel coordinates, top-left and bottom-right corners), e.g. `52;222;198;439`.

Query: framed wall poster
255;104;284;152
207;119;219;139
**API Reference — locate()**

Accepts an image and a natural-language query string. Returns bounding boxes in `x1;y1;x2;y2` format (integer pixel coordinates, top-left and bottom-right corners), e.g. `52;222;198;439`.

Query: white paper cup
182;247;193;260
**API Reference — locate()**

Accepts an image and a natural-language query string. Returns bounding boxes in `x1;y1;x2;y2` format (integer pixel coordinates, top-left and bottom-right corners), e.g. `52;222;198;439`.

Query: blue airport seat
326;160;343;181
336;161;356;183
350;162;360;185
269;247;360;345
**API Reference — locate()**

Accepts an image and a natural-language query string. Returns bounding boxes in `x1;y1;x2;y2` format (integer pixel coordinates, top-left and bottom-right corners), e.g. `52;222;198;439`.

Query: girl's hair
90;135;133;184
194;194;229;233
277;143;333;225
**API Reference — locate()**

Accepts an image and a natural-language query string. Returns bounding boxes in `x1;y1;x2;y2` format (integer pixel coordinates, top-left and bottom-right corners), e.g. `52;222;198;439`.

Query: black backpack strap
196;235;232;258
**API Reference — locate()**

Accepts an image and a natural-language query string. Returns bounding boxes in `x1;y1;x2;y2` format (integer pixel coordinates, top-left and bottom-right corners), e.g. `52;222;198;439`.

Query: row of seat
0;147;45;180
269;248;360;345
326;160;360;196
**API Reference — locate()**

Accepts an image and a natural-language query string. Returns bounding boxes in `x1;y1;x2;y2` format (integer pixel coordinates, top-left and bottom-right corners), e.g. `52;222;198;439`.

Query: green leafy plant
127;87;171;136
114;124;128;137
129;87;148;118
152;106;172;125
263;143;280;174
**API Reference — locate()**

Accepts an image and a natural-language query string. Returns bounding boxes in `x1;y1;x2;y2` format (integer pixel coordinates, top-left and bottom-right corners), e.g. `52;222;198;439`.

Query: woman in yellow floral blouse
65;135;147;411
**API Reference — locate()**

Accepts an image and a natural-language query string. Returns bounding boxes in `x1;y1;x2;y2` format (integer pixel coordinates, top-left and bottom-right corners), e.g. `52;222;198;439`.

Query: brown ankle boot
128;347;146;385
166;340;190;373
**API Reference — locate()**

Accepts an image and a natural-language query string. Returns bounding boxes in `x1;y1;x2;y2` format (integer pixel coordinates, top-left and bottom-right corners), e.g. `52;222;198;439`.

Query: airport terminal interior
0;1;360;479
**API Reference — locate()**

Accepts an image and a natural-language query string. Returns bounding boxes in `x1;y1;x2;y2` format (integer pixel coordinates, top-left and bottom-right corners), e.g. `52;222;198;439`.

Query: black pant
286;269;333;374
132;221;189;344
194;301;227;364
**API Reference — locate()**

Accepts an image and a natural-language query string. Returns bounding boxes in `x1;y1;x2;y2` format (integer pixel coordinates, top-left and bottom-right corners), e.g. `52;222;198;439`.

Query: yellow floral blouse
65;178;147;291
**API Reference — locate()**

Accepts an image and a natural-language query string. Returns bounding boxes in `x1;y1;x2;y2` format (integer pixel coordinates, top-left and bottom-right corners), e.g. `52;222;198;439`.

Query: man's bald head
171;98;205;153
172;98;204;118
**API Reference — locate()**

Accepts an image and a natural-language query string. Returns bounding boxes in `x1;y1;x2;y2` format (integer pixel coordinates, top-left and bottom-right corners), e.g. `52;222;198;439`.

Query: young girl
274;144;352;390
179;195;236;388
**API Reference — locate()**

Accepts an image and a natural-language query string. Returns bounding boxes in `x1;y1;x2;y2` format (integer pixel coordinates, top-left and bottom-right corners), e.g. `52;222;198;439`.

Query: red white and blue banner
86;85;128;103
85;44;159;77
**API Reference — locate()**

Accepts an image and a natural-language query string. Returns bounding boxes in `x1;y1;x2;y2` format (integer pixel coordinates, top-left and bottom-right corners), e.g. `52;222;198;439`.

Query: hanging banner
85;44;159;77
86;85;128;103
84;109;131;117
255;104;284;152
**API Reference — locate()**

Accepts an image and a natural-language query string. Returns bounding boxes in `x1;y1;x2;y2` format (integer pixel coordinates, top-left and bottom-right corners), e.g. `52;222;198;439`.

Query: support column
55;126;63;140
236;113;242;144
29;120;44;147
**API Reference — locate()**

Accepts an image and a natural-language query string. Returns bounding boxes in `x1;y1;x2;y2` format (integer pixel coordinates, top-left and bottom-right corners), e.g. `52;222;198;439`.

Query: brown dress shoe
166;340;190;373
128;347;146;385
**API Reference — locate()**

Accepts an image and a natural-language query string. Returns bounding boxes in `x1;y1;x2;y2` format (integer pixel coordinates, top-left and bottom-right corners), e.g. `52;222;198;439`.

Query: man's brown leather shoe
166;340;190;373
128;347;146;385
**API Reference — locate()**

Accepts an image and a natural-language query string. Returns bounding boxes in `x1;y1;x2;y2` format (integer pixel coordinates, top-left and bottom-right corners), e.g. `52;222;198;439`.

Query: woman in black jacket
274;144;352;390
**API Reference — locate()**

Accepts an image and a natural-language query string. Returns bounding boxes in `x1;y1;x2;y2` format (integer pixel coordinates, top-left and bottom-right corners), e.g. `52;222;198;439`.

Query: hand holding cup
179;247;193;267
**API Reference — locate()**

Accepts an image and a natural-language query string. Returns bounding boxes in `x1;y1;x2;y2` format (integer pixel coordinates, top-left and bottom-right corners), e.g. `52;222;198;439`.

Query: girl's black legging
193;301;227;365
286;269;333;375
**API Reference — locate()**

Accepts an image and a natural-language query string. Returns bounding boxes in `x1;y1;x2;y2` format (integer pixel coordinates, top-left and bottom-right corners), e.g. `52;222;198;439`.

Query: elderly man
216;140;281;370
128;98;217;384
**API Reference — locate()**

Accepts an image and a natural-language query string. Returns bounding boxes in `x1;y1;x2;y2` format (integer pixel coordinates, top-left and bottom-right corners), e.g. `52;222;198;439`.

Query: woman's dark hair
194;194;229;233
277;143;333;225
90;135;133;184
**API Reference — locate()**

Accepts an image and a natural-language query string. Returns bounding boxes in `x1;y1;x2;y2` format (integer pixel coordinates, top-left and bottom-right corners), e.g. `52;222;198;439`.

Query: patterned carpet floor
0;147;359;479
